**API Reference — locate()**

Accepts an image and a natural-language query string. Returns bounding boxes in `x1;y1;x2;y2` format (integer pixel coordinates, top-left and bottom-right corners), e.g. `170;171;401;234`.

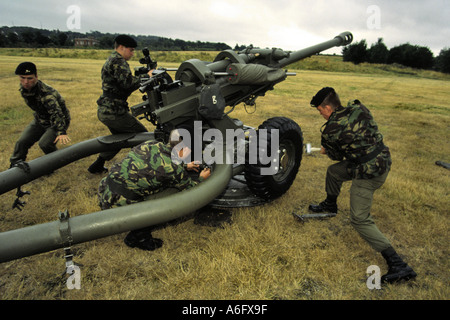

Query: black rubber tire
244;117;303;201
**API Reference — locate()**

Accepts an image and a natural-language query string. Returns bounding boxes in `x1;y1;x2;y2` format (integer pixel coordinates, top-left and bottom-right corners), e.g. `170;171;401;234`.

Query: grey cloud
0;0;448;54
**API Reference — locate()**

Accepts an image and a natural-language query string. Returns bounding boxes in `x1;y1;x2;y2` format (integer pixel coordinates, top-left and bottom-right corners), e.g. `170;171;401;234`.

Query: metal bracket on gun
58;210;77;275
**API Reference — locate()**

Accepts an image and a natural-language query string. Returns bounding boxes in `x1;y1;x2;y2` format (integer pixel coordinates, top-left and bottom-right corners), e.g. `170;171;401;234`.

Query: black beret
15;62;37;75
114;34;137;48
310;87;335;108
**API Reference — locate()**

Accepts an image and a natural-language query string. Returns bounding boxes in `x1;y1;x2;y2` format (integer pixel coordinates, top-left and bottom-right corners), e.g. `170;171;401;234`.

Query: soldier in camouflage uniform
308;87;416;284
98;129;211;251
10;62;71;167
88;34;153;174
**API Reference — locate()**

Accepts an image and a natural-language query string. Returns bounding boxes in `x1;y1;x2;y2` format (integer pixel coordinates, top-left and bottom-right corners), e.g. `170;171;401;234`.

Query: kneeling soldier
98;129;211;251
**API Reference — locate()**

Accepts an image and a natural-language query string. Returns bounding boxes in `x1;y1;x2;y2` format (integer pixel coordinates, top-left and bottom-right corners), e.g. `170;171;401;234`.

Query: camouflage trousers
97;177;159;241
326;160;392;252
98;176;142;210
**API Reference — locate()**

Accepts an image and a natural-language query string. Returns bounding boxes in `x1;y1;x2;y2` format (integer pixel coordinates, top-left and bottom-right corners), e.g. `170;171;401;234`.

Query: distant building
74;38;99;47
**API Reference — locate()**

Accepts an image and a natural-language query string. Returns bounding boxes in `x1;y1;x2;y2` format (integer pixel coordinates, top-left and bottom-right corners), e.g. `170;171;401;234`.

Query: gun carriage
0;32;353;263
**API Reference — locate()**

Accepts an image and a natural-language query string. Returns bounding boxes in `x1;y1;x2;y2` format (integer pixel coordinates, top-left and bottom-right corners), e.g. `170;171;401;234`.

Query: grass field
0;50;448;301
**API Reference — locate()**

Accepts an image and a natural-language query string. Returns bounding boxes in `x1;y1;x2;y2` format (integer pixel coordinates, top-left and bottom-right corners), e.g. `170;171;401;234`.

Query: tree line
342;38;450;74
2;27;449;74
0;26;231;51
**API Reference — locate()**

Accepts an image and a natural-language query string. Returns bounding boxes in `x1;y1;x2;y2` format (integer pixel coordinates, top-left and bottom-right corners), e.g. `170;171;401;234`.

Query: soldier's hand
186;161;200;172
200;168;211;180
54;135;71;145
320;146;327;154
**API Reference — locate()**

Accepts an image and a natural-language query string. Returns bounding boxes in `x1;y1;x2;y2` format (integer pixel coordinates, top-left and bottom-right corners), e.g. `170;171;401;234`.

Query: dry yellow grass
0;54;448;301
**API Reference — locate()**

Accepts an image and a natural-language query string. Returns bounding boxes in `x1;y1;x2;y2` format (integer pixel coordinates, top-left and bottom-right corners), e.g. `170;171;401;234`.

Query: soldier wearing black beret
308;86;416;284
114;34;138;48
88;35;154;174
10;62;71;167
15;62;37;76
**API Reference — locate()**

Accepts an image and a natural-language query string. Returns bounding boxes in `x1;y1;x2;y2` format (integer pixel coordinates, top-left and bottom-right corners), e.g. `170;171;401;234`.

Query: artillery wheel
244;117;303;201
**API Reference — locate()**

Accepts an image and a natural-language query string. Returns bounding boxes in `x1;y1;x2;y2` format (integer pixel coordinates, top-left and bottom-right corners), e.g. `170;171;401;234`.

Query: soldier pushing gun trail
305;87;417;284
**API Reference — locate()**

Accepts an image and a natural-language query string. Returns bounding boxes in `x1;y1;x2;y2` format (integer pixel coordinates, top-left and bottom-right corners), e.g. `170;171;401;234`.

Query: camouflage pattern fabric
321;100;391;179
97;51;146;117
98;141;202;209
20;80;70;135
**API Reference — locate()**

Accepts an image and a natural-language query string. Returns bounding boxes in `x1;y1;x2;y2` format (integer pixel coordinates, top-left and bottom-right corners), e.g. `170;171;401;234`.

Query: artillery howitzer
0;32;353;263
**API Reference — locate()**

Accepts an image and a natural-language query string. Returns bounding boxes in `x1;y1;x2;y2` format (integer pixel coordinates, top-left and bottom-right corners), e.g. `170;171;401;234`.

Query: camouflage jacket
20;80;71;135
97;51;145;116
98;141;203;209
321;100;391;179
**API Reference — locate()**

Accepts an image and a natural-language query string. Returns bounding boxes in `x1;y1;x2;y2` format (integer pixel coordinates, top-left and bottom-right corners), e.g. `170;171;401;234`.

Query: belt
102;91;127;100
105;176;144;201
351;143;386;165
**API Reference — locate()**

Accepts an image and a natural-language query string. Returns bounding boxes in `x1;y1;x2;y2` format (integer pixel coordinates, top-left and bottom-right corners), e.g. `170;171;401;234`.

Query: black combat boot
381;247;417;284
88;156;108;174
308;195;338;214
124;228;163;251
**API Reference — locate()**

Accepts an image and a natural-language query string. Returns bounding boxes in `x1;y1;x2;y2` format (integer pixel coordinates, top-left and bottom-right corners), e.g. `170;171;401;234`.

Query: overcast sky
1;0;449;55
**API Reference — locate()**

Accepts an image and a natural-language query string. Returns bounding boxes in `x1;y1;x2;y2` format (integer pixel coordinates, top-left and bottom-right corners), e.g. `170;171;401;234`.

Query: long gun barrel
224;31;353;70
274;31;353;68
133;31;353;126
174;31;353;84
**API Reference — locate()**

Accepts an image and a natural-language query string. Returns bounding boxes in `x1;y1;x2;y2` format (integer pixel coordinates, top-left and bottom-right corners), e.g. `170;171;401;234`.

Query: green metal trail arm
0;132;156;196
0;162;232;263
